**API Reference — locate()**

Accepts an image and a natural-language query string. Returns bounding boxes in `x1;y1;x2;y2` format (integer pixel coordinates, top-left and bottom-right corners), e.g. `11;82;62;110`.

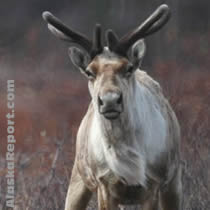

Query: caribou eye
125;64;134;77
85;69;96;79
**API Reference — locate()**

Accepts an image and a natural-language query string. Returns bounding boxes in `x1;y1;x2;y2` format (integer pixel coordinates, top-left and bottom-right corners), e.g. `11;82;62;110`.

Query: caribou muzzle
98;92;123;120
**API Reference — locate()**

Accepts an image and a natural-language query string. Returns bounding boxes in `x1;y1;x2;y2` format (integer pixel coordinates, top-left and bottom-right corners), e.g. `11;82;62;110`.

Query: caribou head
42;5;170;120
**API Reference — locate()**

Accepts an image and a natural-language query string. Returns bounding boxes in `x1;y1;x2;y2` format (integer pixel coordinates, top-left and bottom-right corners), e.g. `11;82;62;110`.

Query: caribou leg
142;196;160;210
64;164;92;210
141;184;161;210
160;166;183;210
97;184;119;210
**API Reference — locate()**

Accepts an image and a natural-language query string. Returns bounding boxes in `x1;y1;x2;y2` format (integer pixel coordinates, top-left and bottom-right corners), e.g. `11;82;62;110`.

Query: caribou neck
96;76;142;147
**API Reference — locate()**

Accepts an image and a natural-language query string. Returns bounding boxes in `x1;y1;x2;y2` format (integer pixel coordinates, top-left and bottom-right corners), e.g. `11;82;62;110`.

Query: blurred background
0;0;210;209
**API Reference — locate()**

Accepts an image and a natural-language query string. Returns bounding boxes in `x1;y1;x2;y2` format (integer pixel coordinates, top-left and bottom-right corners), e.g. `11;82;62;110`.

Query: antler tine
143;5;171;36
114;4;170;55
42;11;92;53
106;29;119;51
91;24;103;58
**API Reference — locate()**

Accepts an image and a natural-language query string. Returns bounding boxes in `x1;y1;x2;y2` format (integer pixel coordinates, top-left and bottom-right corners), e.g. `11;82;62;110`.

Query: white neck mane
90;72;167;187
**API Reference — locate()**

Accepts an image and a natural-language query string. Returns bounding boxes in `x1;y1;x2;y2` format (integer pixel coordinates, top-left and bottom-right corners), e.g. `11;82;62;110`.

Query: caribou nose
98;92;123;119
99;92;122;107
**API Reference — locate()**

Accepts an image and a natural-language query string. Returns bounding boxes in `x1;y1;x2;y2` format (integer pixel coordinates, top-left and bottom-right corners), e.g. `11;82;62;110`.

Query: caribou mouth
102;110;121;120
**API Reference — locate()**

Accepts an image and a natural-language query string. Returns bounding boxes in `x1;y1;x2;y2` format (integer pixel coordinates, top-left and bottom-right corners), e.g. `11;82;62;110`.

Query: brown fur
64;57;182;210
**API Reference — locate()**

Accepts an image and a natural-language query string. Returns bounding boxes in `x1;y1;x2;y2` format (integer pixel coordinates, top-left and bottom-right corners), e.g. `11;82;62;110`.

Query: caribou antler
42;12;103;58
106;4;171;56
91;24;103;58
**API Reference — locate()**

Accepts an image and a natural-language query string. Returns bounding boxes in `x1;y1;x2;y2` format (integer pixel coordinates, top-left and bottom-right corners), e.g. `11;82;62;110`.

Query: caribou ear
128;39;146;68
68;47;90;71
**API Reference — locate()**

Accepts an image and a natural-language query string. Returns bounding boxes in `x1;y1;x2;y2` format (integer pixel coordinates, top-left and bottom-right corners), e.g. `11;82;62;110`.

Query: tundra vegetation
0;1;209;210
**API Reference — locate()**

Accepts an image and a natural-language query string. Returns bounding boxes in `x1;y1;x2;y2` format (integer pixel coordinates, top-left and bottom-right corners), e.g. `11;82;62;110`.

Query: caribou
43;4;182;210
